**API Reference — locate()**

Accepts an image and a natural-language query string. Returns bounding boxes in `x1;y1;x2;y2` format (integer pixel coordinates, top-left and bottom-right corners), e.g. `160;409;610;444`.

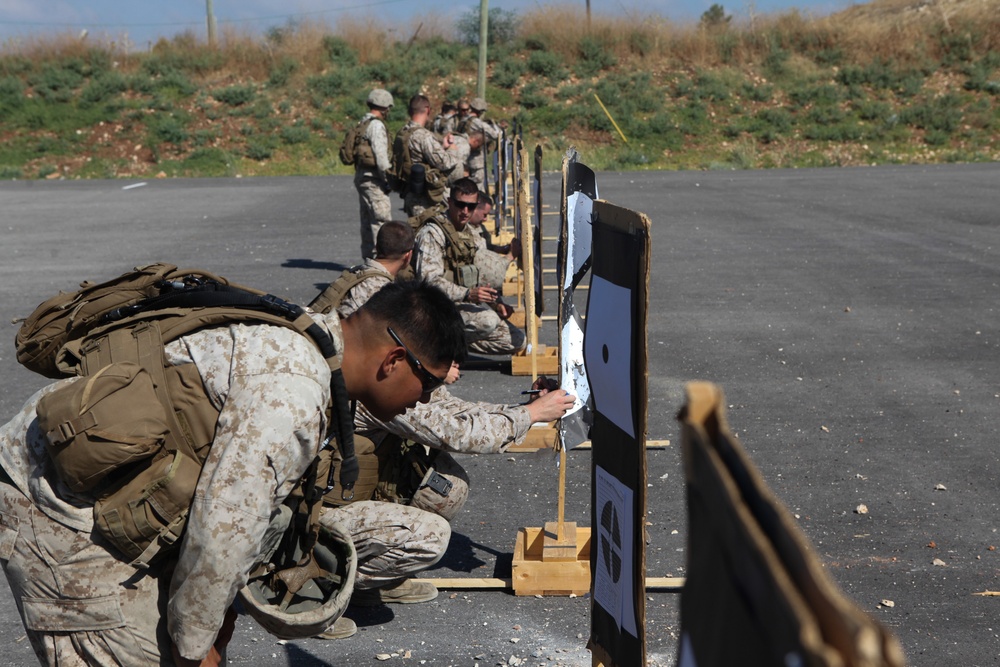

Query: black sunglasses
450;198;477;211
387;327;446;394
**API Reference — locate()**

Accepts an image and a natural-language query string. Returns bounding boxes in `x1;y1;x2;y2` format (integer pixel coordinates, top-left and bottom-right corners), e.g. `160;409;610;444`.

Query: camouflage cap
469;97;488;113
367;88;394;109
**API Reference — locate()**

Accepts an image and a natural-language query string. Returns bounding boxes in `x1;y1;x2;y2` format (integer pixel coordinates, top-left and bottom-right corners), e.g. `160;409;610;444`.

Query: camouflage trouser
323;501;450;590
459;303;527;355
0;472;167;666
355;172;392;259
408;452;469;521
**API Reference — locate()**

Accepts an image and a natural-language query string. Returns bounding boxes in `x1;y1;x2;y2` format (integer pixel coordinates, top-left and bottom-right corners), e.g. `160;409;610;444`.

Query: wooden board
417;577;685;591
511;343;558;376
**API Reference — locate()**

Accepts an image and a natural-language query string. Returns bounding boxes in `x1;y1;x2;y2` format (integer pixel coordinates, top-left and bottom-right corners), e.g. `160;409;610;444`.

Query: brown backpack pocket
36;362;168;493
94;450;202;568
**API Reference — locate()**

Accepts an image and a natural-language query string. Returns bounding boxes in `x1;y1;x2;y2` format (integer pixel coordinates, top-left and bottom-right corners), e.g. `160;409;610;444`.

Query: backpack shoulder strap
308;265;386;315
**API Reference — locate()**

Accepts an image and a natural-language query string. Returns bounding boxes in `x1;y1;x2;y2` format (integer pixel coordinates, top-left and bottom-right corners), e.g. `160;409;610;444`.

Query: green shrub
268;58;299;87
193;128;220;146
519;82;548;109
805;105;845;125
787;84;842;108
527;51;566;80
492;58;526;89
321;36;358;67
0;56;32;77
853;99;892;121
802;121;863;141
212;84;257;107
0;76;25;111
900;94;963;132
741;81;773;102
183;147;234;176
29;65;83;103
148;114;190;145
280;125;311;144
576;36;617;78
0;165;22;179
245;140;274;160
308;66;370;102
80;71;127;105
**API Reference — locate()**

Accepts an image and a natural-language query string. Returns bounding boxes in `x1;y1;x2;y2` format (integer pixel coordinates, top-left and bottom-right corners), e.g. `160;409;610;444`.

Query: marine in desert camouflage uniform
398;95;463;218
353;89;395;259
431;101;458;136
0;282;464;664
457;97;503;191
353;380;575;521
309;221;414;319
414;178;526;355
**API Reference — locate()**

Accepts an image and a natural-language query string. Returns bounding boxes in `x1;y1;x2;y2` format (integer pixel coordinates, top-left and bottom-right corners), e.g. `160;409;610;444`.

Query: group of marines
0;86;570;666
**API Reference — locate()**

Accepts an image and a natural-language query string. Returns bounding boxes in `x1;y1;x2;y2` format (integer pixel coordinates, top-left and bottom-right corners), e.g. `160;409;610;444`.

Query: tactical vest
340;117;379;170
17;264;357;569
392;124;446;202
455;116;474;135
416;211;480;288
308;264;387;316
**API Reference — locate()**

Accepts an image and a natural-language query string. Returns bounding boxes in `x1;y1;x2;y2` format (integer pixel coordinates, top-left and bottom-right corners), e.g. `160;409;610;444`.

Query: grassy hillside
0;0;997;179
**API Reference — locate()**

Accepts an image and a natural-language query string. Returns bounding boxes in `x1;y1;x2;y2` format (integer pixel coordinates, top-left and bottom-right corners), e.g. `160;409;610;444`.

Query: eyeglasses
450;198;478;211
387;327;446;394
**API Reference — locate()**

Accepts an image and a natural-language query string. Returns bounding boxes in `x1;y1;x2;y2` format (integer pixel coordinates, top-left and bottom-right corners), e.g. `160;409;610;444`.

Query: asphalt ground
0;163;998;666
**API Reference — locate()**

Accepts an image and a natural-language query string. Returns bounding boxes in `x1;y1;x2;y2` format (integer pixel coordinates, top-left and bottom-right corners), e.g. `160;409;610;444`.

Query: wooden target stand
434;145;678;597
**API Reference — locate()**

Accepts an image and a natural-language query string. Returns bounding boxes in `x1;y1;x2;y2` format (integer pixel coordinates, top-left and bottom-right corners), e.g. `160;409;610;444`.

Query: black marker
521;389;543;395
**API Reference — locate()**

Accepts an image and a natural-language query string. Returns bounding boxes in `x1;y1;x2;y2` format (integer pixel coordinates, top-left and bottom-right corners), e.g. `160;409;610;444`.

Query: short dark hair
450;178;479;199
441;101;455;114
477;191;494;207
408;94;431;117
360;281;466;367
375;221;415;260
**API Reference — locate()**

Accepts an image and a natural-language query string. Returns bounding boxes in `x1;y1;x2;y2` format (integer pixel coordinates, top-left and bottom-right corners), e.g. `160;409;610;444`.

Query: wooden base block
508;424;557;451
507;310;541;330
543;521;579;562
510;344;559;376
512;526;591;597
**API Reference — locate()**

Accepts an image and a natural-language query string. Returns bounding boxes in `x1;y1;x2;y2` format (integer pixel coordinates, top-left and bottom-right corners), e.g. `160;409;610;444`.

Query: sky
0;0;852;48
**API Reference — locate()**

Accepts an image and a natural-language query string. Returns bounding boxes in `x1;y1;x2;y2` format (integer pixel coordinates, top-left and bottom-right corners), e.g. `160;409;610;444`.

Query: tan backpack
16;263;359;568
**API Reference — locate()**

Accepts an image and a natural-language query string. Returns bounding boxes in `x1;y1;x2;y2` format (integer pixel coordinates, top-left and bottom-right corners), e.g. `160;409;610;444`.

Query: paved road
0;163;998;666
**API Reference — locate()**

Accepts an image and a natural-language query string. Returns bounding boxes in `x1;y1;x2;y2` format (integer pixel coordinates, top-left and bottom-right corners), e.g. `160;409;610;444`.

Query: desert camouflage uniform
415;222;526;355
323;501;449;590
337;258;393;318
401;122;462;218
0;318;339;664
355;113;394;259
353;387;532;521
462;117;501;191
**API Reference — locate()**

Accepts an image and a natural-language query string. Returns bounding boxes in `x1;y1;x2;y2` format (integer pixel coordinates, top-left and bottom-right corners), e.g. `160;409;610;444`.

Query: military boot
316;616;357;640
350;578;439;607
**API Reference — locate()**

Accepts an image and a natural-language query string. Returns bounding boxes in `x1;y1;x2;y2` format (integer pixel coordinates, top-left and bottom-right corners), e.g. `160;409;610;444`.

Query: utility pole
206;0;217;48
586;0;592;31
477;0;488;99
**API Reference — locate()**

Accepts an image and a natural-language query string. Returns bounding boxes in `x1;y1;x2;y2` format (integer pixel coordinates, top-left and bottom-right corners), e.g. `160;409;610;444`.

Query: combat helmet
367;88;394;110
239;506;357;640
